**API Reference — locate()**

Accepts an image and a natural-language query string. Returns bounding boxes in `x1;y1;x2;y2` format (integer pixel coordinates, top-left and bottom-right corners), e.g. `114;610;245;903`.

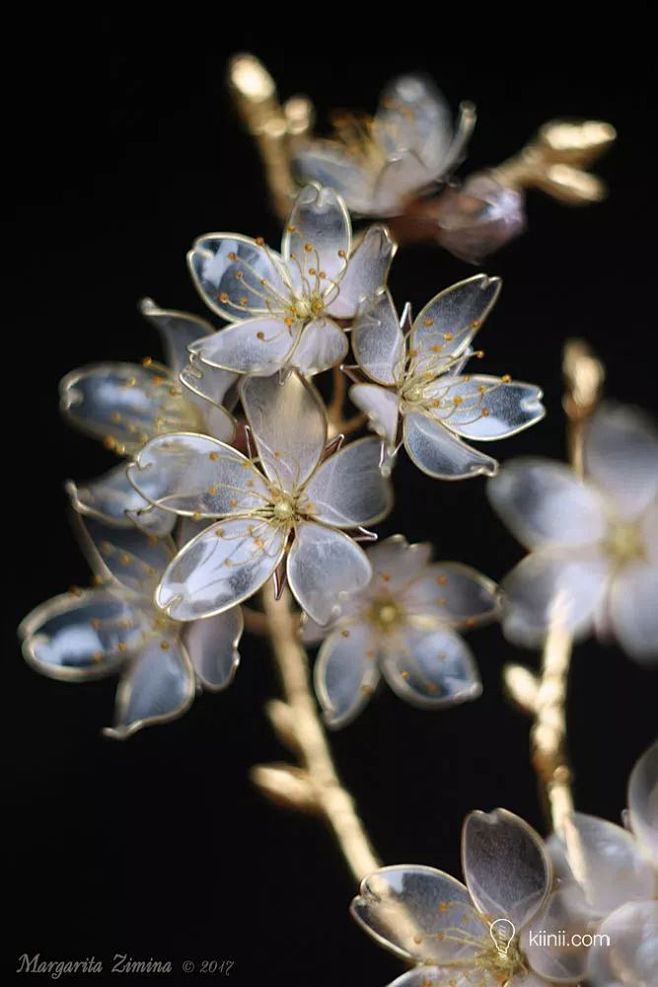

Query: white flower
19;516;243;739
127;372;393;625
350;278;545;480
306;535;499;727
187;184;394;377
62;299;236;536
352;809;592;986
548;742;658;987
294;75;476;218
487;403;658;662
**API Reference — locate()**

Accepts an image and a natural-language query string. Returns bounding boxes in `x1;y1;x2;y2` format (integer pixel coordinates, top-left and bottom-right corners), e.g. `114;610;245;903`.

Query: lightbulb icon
489;917;516;956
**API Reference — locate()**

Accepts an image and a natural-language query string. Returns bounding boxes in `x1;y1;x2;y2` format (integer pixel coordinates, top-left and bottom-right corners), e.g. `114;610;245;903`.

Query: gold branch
253;582;381;882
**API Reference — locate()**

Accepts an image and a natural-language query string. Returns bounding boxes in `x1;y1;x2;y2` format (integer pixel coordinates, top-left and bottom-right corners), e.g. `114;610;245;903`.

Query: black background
5;19;657;987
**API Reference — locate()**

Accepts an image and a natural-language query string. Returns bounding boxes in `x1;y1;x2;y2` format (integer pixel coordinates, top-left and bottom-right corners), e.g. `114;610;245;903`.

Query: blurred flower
19;516;243;739
350;276;545;480
127;372;392;625
488;403;658;663
63;299;236;537
352;808;592;986
433;174;526;263
548;741;658;987
306;535;499;727
187;184;394;376
294;75;475;219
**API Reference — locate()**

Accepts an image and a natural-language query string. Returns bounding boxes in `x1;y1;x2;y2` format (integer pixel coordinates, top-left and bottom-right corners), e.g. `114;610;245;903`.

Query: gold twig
242;605;270;636
255;582;381;882
327;366;347;426
528;339;604;833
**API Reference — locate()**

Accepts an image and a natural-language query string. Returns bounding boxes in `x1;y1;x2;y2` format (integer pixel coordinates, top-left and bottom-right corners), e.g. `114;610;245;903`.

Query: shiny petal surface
182;607;243;691
291;317;348;375
67;465;176;536
326;225;395;319
60;362;197;455
314;621;380;727
179;351;237;411
427;376;545;441
462;808;552;928
350;384;400;454
609;562;658;664
374;75;452;171
522;882;593;984
128;434;269;518
628;740;658;865
104;636;195;739
561;812;656;916
403;411;498;479
381;625;482;708
584;403;658;519
351;865;485;965
587;901;658;987
352;289;405;385
156;518;286;620
188;233;289;321
240;372;326;492
19;588;146;681
282;184;351;285
192;317;295;375
287;522;371;625
500;552;610;647
371;154;437;215
293;142;374;215
404;562;500;628
367;536;433;593
77;516;174;595
641;500;658;564
410;275;502;375
303;437;393;528
488;459;607;549
385;969;446;987
139;297;214;375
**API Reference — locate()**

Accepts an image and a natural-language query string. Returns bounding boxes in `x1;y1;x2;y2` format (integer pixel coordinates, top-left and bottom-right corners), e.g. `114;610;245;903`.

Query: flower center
368;597;404;630
605;518;645;567
288;290;326;323
479;935;527;985
271;492;297;524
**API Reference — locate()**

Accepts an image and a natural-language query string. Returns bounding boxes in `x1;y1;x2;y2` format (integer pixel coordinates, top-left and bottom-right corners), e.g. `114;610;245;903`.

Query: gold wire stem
327;366;347;426
254;582;381;882
526;339;605;833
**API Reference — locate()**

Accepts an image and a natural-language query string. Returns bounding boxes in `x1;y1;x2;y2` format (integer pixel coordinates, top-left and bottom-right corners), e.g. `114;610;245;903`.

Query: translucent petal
609;562;658;664
67;467;176;536
293;142;374;215
282;183;351;286
560;812;656;916
182;607;243;691
326;225;395;319
427;376;545;441
583;402;658;519
642;499;658;564
303;437;393;528
628;740;658;865
367;536;433;593
313;621;380;727
522;882;593;983
191;317;295;375
371;153;437;215
403;562;500;628
403;411;498;479
500;552;610;647
128;434;270;518
352;290;405;385
587;901;658;987
156;517;286;620
409;275;502;375
374;75;452;170
179;351;237;411
240;372;326;493
287;521;371;625
487;459;607;549
385;969;445;987
60;362;198;455
350;384;400;454
462;808;552;928
351;865;485;965
76;516;174;596
291;318;348;375
188;232;289;321
381;625;482;708
139;297;214;376
19;588;147;681
104;635;195;739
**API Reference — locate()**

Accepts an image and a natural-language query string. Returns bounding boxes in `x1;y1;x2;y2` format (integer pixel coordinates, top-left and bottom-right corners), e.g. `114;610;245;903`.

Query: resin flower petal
608;561;658;664
325;225;395;319
403;562;500;628
350;384;400;456
462;808;552;929
352;290;405;385
156;517;287;620
314;622;380;727
380;625;482;708
183;607;243;691
191;316;296;375
67;465;176;536
282;183;351;284
303;437;393;528
427;375;545;441
139;297;215;376
583;403;658;519
587;900;658;987
291;317;348;375
76;516;174;595
521;883;593;984
286;521;371;625
628;740;658;863
403;411;498;479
